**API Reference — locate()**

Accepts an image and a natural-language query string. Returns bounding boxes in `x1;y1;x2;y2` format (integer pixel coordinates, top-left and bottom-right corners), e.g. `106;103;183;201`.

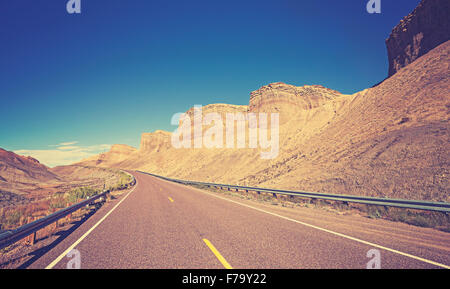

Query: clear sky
0;0;421;166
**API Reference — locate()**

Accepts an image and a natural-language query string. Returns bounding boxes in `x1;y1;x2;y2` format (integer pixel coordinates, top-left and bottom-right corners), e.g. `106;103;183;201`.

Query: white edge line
45;178;138;269
188;184;450;269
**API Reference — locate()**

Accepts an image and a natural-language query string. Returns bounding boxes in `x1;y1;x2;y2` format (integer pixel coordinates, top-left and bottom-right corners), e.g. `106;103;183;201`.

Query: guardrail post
235;188;238;192
273;193;277;199
30;231;36;245
27;216;36;245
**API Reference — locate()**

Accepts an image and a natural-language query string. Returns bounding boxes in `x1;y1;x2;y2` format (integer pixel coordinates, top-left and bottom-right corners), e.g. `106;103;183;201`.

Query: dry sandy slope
78;40;449;202
249;40;449;201
0;148;124;207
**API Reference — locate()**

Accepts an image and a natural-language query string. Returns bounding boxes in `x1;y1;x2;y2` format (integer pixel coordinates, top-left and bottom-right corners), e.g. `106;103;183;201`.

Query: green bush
65;187;100;204
107;172;133;191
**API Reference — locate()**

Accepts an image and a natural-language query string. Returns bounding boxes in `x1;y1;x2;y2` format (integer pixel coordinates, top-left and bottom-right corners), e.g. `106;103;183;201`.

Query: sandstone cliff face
185;103;248;117
139;131;171;153
249;82;342;112
386;0;450;77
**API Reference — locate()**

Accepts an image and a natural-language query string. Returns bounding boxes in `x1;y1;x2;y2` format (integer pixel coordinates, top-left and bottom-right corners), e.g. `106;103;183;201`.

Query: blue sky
0;0;421;166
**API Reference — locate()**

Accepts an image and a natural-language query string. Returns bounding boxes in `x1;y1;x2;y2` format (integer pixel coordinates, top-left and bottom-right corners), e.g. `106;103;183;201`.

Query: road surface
28;171;450;269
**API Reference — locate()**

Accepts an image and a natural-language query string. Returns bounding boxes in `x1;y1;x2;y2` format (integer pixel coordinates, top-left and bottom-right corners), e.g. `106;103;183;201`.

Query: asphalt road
29;171;450;269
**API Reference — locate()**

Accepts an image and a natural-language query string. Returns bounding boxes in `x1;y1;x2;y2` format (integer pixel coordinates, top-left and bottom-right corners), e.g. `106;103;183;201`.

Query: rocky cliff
139;131;171;153
249;82;343;112
386;0;450;77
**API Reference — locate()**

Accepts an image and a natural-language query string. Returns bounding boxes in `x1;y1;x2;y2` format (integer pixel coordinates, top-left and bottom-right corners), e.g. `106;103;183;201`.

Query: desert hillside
0;148;126;207
0;148;59;184
76;0;449;202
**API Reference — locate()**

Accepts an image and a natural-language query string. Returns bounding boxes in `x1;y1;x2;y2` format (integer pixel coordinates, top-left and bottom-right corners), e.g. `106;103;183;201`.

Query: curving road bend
28;171;450;269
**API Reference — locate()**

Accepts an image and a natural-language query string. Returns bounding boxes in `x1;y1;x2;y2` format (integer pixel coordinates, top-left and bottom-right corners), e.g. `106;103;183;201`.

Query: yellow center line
196;188;450;269
168;197;174;202
202;238;233;269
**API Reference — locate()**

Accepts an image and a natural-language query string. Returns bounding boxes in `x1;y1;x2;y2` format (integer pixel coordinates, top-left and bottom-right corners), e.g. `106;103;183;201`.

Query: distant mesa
77;144;137;167
110;144;137;154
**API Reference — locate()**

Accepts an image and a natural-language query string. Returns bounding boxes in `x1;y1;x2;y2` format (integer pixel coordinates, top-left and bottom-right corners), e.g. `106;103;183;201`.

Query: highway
29;171;450;269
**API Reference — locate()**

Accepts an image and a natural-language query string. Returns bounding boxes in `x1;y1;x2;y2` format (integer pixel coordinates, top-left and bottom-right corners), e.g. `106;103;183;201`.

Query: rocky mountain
76;1;449;201
386;0;450;77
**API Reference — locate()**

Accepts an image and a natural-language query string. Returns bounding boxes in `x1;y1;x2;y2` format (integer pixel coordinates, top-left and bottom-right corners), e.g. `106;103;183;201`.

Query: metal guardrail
138;171;450;213
0;171;136;251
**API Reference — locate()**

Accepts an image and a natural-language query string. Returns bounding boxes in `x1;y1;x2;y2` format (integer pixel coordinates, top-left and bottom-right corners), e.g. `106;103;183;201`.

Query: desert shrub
49;196;66;210
3;210;23;227
366;205;389;219
108;172;133;191
65;187;99;204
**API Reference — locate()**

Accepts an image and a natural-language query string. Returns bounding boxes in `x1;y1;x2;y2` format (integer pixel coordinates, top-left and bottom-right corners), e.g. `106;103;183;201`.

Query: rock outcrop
249;82;342;112
185;103;248;117
386;0;450;77
139;131;171;153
